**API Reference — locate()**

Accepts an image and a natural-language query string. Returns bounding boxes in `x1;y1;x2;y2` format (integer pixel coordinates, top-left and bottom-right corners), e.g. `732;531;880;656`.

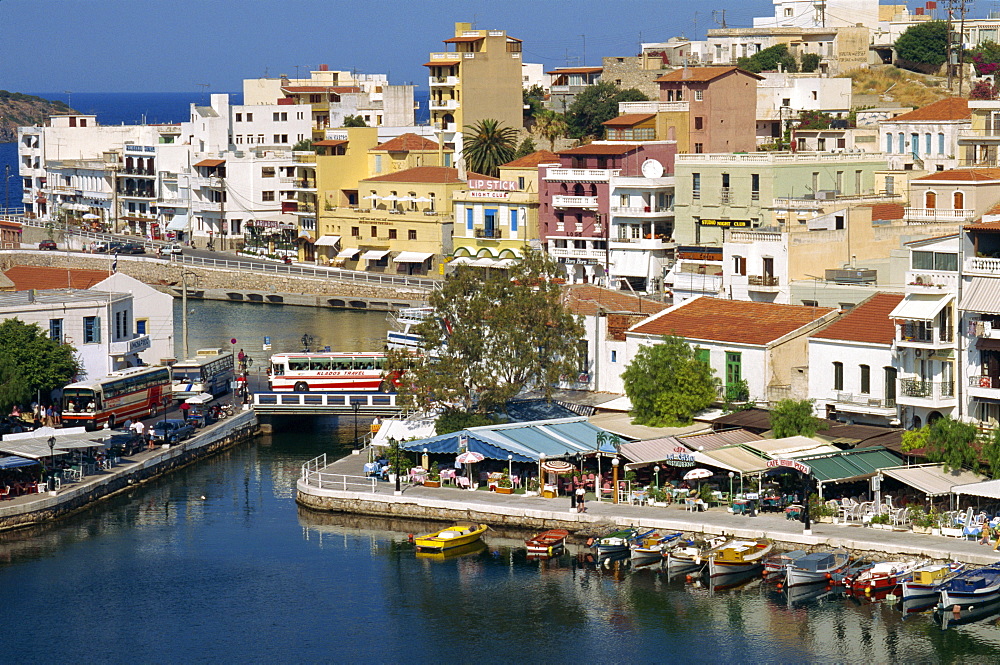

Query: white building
0;289;148;382
521;63;549;91
756;73;853;145
878;98;971;173
608;173;674;293
92;272;175;366
666;246;724;305
753;0;878;30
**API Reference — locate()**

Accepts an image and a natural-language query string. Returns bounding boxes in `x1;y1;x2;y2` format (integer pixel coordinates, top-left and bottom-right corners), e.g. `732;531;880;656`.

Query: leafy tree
435;409;496;435
343;114;367;127
769;399;822;438
723;378;753;413
566;82;649;139
737;44;797;73
982;430;1000;479
972;40;1000;76
0;319;80;411
387;250;584;414
895;21;948;67
901;426;930;453
621;335;718;427
923;416;979;473
513;136;536;160
462;119;519;177
795;110;837;130
522;84;546;125
800;53;821;73
534;110;569;151
291;138;314;151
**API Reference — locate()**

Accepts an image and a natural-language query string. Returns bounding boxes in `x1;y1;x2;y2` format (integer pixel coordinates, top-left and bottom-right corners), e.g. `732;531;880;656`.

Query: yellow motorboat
414;523;488;551
416;541;487;561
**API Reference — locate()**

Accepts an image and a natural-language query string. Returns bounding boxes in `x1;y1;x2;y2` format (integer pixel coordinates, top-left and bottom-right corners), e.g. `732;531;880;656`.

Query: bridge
251;392;403;416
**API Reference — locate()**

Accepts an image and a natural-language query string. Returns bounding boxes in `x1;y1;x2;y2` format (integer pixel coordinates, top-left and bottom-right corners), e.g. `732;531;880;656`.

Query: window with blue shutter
466;207;474;232
510;209;518;233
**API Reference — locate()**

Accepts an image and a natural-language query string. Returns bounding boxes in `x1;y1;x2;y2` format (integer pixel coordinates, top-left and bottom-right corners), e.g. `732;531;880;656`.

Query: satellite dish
641;159;664;178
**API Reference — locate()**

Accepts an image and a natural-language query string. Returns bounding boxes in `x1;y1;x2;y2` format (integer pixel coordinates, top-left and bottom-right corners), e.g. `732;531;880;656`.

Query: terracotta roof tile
630;296;836;345
546;67;603;75
372;133;440;152
881;97;970;123
313;139;348;147
500;150;561;168
281;86;362;94
868;202;905;221
965;219;1000;232
913;168;1000;182
655;66;763;83
558;143;640;156
361;166;493;184
602;113;656;127
4;266;109;291
561;284;670;317
443;35;484;43
810;292;904;345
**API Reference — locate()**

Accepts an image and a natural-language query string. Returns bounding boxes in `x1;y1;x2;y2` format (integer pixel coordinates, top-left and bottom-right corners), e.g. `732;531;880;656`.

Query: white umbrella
82;213;100;220
362;194;380;201
413;196;433;203
456;450;484;491
683;468;713;481
380;194;399;202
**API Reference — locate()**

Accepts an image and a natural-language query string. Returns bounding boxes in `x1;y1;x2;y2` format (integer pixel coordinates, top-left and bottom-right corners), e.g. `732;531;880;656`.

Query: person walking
576;486;587;513
179;401;190;421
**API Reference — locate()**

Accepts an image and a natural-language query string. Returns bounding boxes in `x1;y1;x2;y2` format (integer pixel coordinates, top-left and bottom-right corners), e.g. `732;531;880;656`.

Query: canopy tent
449;256;474;266
884;464;985;498
336;248;360;259
166;215;190;231
745;436;841;459
0;441;72;460
0;455;38;469
392;252;434;264
797;448;902;485
314;235;341;247
398;417;620;462
951;478;1000;499
889;293;952;321
700;446;770;475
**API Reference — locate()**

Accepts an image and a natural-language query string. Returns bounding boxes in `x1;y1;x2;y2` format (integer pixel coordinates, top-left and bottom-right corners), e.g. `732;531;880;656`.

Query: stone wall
601;57;663;100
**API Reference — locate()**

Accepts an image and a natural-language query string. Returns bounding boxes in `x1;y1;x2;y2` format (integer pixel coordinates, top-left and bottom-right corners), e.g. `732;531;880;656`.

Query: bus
268;352;400;392
171;349;236;399
62;365;173;430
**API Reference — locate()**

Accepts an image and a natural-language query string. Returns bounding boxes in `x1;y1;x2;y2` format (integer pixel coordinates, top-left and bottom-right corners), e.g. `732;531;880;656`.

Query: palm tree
534;110;568;151
462;119;519;177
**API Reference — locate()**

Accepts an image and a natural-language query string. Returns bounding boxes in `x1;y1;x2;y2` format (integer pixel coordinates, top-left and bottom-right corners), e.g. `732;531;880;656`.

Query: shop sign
469;179;519;191
469;190;509;199
766;458;811;475
558;257;598;265
698;219;750;228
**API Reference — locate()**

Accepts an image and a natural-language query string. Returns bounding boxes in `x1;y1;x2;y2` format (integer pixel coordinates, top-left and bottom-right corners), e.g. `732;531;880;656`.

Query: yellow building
451;150;559;267
327;166;493;277
368;133;453;176
424;22;523;146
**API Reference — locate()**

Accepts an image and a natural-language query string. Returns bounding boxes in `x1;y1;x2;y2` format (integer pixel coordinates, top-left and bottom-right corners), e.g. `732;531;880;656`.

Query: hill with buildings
0;91;72;142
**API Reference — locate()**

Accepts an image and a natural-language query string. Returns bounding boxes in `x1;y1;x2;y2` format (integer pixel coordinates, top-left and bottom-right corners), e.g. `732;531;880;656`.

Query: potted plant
869;512;891;529
424;465;441;488
496;472;513;494
808;494;835;523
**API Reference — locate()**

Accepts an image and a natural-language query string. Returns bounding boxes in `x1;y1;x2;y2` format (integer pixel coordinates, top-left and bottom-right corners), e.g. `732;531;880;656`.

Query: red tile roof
313;139;348;147
547;67;603;75
4;266;110;291
281;86;361;94
882;97;970;123
500;150;561;168
965;220;1000;232
810;292;904;345
602;113;656;127
630;297;836;345
562;284;670;317
913;168;1000;182
558;143;639;156
867;203;905;221
372;133;440;152
361;166;493;184
655;66;763;83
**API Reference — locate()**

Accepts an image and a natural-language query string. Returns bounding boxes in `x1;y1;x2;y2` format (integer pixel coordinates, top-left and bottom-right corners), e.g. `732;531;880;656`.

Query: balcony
610;236;671;250
969;375;1000;400
474;228;501;239
193;176;223;188
429;99;459;111
429;76;459;87
545;168;620;183
905;270;958;291
897;378;955;407
747;274;780;291
548;246;605;261
292;179;317;191
119;189;155;199
958;128;1000;143
966;256;1000;275
728;231;782;243
897;321;952;346
903;207;975;223
158;197;187;207
618;101;689;114
609;205;673;217
832;391;897;416
552;195;598;209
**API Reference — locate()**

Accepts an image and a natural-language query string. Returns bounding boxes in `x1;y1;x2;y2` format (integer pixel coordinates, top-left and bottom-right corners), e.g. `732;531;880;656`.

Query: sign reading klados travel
766;458;811;475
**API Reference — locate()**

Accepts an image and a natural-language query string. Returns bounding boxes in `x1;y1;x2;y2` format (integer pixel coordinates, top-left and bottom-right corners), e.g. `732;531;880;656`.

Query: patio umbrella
684;467;713;495
456;450;484;491
82;213;100;220
362;194;380;200
541;460;574;474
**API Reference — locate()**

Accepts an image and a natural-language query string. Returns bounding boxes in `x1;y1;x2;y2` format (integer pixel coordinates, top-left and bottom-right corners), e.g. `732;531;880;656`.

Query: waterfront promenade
298;451;1000;566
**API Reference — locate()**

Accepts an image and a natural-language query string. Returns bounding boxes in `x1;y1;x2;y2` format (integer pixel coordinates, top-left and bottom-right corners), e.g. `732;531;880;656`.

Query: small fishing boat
595;528;654;556
414;523;488;551
763;550;808;581
786;548;851;587
844;559;922;596
938;564;1000;609
525;529;570;557
901;562;965;601
666;536;727;570
707;538;774;578
630;532;683;562
415;540;487;561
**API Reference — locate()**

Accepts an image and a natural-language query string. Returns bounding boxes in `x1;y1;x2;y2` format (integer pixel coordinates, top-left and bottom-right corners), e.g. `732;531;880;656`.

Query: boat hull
940;586;1000;608
415;524;487;551
709;560;763;577
525;529;568;557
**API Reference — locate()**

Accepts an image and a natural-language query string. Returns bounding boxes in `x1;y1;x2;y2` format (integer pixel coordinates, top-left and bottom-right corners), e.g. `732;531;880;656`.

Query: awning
298;232;314;242
450;256;473;265
313;140;348;147
494;258;517;269
361;250;390;261
423;60;461;67
745;436;842;459
953;478;1000;499
700;446;770;474
470;257;496;267
166;215;190;231
0;455;38;469
885;464;986;497
194;159;225;168
393;251;433;264
336;248;360;259
314;235;342;247
961;277;1000;315
889;293;952;321
799;448;902;484
611;250;651;278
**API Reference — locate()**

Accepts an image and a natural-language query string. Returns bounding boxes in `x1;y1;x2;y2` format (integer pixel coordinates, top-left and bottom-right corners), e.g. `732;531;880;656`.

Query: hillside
0;91;73;143
838;66;952;110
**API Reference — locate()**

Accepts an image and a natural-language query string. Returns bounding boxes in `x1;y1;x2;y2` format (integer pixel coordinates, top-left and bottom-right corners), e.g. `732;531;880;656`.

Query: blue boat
938;564;1000;609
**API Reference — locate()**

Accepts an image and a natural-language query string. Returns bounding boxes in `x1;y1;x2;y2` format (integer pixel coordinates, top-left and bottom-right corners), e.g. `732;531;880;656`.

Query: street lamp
47;436;56;492
729;471;735;499
612;457;620;504
390;437;402;495
508;454;513;478
539;452;546;497
423;447;429;471
352;400;361;448
654;465;660;489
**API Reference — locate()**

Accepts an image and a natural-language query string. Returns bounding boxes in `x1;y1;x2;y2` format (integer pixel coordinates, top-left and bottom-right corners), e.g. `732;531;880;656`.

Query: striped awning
961;277;1000;315
336;248;359;259
314;235;341;247
361;250;389;261
392;251;433;263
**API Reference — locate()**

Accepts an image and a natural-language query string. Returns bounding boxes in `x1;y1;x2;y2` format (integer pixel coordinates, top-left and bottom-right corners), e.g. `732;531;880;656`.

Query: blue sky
0;0;995;94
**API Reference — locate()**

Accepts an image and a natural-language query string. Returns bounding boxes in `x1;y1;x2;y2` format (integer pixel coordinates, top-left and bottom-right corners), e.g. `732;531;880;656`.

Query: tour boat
763;550;808;581
938;564;1000;609
666;536;727;570
414;523;488;551
844;559;923;596
707;538;774;578
630;532;683;562
595;528;654;557
901;562;965;601
386;306;435;351
525;529;570;557
786;549;851;587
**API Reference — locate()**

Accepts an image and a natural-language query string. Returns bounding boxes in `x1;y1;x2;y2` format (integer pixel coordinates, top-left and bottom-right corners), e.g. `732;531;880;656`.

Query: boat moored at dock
707;538;774;578
414;524;488;552
786;549;851;587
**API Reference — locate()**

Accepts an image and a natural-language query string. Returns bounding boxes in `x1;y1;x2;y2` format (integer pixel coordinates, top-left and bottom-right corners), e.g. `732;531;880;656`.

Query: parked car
107;241;128;254
38;240;57;250
0;417;25;436
168;244;183;255
92;241;111;253
150;419;195;445
118;242;146;254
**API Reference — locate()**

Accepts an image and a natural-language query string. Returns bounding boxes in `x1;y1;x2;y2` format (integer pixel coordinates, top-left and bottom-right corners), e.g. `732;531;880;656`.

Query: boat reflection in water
777;582;843;608
936;597;1000;628
416;540;487;561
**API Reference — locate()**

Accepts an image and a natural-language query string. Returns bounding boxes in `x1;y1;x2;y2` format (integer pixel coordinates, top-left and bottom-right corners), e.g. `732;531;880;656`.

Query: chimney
27;289;35;303
319;64;329;71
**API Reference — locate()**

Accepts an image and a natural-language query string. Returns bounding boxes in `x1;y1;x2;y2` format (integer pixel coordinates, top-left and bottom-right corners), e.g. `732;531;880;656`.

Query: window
49;319;63;343
246;113;253;122
273;135;280;144
694;116;704;130
261;166;275;178
517;176;525;190
408;230;417;241
855;170;862;194
692;173;700;199
388;229;397;239
351;226;360;237
839;302;855;311
751;173;760;200
694;143;704;153
938;132;945;155
926;133;932;155
733;256;746;276
802;300;818;307
833;362;844;391
954;191;965;210
860;364;871;394
784;7;793;15
84;316;100;344
695;348;710;365
236;113;242;122
136;319;147;335
925;190;936;209
273;112;280;121
262;191;275;202
510;208;519;233
885;133;893;153
371;225;378;238
611;350;617;363
818;138;826;151
835;170;843;192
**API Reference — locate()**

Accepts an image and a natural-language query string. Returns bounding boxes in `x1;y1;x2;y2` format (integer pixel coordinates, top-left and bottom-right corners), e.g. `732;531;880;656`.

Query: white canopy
392;251;433;264
166;215;190;231
952;478;1000;499
450;256;473;265
889;293;952;321
336;248;360;259
470;257;496;267
314;235;342;247
884;464;985;498
361;250;390;261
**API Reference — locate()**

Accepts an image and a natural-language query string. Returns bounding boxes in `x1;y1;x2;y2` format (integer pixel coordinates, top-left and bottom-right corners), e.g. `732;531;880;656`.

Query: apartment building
960;100;1000;168
547;67;602;112
879;97;970;173
756;72;853;145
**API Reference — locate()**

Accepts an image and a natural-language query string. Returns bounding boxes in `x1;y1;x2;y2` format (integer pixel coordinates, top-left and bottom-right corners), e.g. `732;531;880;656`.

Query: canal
0;302;999;660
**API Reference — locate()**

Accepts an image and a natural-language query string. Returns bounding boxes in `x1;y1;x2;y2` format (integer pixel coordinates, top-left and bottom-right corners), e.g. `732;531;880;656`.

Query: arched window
954;191;964;210
885;133;893;153
938;133;945;155
573;183;585;196
925;191;937;209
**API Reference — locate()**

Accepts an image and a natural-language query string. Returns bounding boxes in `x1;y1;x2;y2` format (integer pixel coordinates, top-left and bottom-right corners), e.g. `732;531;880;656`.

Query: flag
111;253;118;274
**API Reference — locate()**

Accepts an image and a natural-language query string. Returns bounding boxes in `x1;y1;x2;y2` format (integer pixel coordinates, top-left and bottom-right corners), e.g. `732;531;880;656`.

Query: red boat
844;560;921;596
526;529;570;557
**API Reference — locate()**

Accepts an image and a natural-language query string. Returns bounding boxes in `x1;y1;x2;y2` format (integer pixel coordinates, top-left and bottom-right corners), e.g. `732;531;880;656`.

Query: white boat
630;532;683;562
596;528;654;557
786;549;851;587
707;538;774;578
844;559;922;596
386;307;435;351
901;562;965;601
666;536;727;570
939;564;1000;608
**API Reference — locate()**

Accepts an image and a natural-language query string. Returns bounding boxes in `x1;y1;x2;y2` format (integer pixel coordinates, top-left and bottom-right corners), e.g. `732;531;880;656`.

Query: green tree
901;425;930;453
737;44;797;73
621;335;718;427
795;110;837;130
513;136;536;160
895;21;948;67
800;53;821;73
522;84;546;125
435;409;496;435
0;319;80;411
566;82;649;139
291;138;314;151
534;110;569;151
387;250;584;414
971;40;1000;76
462;119;519;177
923;416;979;473
343;114;367;127
769;399;822;438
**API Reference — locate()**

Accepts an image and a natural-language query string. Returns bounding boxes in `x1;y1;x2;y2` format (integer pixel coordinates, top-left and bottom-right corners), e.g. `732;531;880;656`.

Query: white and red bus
267;352;400;392
62;366;172;430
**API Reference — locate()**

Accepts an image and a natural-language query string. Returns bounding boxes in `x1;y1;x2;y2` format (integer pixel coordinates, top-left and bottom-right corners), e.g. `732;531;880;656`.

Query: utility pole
182;270;189;360
580;34;586;66
946;0;954;90
958;0;969;96
713;10;727;29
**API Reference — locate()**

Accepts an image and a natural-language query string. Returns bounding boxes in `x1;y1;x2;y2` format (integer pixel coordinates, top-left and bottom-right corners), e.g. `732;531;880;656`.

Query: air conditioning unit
815;190;838;200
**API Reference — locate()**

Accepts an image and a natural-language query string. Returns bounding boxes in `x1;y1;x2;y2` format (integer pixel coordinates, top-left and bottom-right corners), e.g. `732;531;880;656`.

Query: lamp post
654;465;660;488
729;471;735;499
423;447;429;471
47;436;56;492
160;395;170;434
390;437;402;496
507;454;513;478
352;400;360;448
612;457;620;504
539;452;546;497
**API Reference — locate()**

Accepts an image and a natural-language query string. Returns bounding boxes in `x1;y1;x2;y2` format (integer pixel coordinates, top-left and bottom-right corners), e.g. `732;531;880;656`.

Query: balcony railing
970;375;1000;389
720;187;732;204
903;207;975;223
899;322;936;343
428;99;459;111
834;392;896;410
610;205;673;216
618;101;689;114
729;231;782;242
474;228;501;239
900;379;954;398
966;257;1000;275
545;168;620;182
552;195;598;208
429;76;458;86
748;274;779;287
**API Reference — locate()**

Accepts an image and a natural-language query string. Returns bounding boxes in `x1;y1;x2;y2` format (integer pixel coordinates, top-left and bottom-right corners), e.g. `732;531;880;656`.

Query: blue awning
0;455;39;469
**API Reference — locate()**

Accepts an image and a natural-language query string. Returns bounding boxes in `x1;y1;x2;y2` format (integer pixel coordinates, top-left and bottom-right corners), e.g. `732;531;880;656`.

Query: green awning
797;447;903;483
